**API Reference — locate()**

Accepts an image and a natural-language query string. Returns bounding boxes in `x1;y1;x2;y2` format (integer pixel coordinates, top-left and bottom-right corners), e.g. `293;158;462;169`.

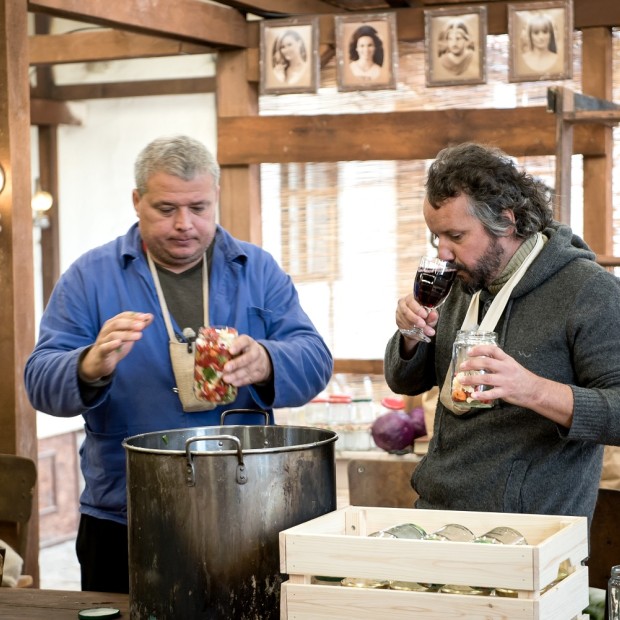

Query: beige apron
147;252;215;412
439;233;545;415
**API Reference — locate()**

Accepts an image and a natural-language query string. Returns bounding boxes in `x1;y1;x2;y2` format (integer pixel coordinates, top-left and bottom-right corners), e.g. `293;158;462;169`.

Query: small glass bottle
451;330;499;411
609;565;620;619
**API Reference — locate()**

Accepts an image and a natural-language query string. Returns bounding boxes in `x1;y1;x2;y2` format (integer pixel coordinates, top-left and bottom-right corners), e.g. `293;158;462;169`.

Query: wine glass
400;256;457;343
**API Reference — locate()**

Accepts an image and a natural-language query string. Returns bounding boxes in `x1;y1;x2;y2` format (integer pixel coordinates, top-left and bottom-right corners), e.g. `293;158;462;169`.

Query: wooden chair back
347;458;419;508
588;487;620;590
0;454;37;569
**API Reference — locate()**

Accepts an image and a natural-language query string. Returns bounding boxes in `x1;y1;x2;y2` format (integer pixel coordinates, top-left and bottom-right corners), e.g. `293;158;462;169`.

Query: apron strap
146;250;210;339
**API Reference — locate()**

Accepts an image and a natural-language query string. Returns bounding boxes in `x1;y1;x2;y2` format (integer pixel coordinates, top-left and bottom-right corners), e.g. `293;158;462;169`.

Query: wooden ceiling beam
214;1;340;16
574;0;620;28
43;77;216;101
218;107;605;164
27;0;249;48
29;30;213;66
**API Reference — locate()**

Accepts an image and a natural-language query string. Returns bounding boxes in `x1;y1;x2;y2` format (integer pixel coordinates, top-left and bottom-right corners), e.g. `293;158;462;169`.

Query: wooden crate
279;506;590;620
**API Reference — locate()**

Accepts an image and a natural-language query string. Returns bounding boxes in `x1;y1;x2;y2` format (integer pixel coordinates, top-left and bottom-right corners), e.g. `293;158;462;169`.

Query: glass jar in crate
194;326;238;404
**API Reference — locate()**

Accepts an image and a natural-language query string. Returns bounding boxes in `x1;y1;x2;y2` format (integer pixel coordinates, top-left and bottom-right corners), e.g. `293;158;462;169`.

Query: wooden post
582;27;613;255
549;87;574;225
0;0;39;584
216;50;262;245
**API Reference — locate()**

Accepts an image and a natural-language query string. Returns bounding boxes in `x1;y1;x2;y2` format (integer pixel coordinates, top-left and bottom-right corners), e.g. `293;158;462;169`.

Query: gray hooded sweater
384;223;620;523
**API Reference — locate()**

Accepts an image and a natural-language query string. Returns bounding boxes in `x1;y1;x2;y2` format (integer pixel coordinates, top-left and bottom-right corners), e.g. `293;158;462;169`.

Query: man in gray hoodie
385;142;620;524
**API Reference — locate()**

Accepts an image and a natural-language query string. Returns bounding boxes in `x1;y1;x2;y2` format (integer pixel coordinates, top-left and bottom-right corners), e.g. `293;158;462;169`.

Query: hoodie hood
511;222;596;299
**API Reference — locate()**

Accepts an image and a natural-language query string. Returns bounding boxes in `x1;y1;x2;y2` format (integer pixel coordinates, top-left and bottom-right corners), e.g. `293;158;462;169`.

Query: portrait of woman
508;1;572;82
348;24;384;81
437;19;475;76
335;13;397;92
520;13;562;74
272;29;310;86
424;7;487;87
260;17;319;95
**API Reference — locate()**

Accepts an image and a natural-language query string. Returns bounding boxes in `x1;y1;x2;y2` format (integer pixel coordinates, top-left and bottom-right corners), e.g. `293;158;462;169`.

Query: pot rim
122;424;338;456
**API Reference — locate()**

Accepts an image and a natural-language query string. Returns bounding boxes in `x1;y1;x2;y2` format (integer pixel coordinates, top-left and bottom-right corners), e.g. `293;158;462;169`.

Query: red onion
371;411;416;453
409;407;427;439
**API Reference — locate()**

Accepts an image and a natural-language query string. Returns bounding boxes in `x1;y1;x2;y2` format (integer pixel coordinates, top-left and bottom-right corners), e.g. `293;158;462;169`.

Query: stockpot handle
184;435;248;487
220;409;270;425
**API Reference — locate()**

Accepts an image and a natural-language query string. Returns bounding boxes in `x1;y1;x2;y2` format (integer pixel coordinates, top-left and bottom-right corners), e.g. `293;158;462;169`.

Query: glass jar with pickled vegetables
194;326;238;404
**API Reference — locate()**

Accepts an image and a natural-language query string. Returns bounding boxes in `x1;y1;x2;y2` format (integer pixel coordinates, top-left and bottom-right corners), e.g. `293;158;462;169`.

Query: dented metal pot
123;411;337;620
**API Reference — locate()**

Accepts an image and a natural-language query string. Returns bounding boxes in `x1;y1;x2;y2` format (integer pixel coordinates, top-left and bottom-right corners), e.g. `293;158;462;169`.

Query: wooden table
0;588;129;619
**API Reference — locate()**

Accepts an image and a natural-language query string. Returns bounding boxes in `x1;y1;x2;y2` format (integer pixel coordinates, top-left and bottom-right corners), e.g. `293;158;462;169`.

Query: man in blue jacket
25;135;333;593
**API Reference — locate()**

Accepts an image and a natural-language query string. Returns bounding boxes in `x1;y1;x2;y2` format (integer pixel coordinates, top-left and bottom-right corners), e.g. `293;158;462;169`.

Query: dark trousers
76;513;129;594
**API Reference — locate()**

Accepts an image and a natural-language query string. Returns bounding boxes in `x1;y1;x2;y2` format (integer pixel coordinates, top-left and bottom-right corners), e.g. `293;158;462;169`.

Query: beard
456;235;505;294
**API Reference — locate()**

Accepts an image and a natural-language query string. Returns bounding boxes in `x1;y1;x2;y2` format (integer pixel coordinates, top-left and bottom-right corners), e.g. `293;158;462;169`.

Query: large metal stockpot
123;412;337;620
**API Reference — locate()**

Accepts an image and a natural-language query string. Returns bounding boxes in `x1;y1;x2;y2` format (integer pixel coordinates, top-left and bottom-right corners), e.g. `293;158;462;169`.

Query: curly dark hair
348;25;384;66
425;143;554;238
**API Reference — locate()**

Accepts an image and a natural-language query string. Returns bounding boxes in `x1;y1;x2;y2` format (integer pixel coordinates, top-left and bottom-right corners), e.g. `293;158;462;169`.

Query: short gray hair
134;135;220;196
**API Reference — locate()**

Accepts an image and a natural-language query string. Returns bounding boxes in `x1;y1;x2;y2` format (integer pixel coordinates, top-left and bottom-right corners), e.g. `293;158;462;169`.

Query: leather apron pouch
169;340;215;412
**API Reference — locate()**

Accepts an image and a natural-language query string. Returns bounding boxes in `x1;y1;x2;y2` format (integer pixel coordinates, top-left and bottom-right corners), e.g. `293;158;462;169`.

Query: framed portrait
424;6;487;88
260;17;319;95
335;12;398;92
508;1;573;83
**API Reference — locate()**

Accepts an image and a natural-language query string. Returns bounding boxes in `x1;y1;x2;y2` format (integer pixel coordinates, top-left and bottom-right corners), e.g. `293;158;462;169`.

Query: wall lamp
32;178;53;229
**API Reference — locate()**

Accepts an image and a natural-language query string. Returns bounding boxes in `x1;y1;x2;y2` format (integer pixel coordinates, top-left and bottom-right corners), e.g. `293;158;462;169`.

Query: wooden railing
596;255;620;267
333;359;383;375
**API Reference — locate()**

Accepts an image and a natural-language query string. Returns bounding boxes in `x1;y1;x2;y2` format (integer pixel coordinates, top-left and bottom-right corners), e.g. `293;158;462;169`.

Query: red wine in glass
400;256;457;343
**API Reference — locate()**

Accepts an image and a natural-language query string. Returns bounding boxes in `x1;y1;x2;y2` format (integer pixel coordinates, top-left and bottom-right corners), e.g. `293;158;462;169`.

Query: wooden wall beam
27;0;249;48
30;98;81;125
574;0;620;28
218;107;605;164
45;77;215;101
29;30;213;66
25;0;620;61
0;0;39;585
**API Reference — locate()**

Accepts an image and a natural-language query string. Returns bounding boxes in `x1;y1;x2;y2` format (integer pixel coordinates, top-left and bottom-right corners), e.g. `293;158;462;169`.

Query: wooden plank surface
0;589;129;619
